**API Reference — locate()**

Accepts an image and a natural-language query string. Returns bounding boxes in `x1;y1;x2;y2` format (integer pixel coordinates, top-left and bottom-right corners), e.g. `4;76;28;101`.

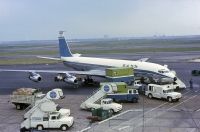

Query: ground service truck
10;88;45;110
106;89;139;103
85;98;122;113
145;84;182;102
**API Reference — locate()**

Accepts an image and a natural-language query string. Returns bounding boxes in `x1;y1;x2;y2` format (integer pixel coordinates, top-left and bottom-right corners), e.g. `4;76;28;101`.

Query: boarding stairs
24;98;55;119
80;83;118;109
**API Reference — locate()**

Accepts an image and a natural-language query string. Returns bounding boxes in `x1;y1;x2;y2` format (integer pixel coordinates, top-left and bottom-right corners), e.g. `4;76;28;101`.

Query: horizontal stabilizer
73;53;82;57
137;58;149;62
37;56;61;61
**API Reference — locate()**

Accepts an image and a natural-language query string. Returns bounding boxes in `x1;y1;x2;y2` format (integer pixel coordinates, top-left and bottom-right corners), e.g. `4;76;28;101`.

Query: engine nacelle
54;74;64;82
29;72;42;82
63;73;78;84
55;73;78;84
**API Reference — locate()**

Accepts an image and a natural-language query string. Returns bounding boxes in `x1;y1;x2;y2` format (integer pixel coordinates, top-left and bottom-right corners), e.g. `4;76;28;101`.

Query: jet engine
55;73;78;84
28;72;42;82
63;73;78;84
54;74;64;82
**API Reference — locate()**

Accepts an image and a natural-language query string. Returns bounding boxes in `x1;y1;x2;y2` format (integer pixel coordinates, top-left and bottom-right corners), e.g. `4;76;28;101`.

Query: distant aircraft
0;32;186;88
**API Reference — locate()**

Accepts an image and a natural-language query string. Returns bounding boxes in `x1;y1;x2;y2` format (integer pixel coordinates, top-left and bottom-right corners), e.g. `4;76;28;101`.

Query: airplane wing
137;58;149;62
0;69;106;77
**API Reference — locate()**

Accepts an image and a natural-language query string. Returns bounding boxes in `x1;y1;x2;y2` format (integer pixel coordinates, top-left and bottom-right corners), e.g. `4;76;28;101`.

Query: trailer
106;89;139;103
87;108;113;122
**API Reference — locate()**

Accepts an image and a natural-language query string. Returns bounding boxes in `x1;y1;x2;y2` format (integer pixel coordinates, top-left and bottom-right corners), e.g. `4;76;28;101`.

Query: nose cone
165;72;176;79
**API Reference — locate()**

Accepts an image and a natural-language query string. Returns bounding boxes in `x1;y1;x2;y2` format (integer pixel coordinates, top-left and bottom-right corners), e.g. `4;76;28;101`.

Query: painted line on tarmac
110;90;195;130
167;95;198;111
81;89;194;131
79;126;91;132
134;94;199;129
109;101;169;130
118;126;130;131
98;109;134;124
182;90;191;96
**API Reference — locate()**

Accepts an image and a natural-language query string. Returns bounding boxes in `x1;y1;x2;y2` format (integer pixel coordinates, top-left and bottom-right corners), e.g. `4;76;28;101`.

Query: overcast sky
0;0;200;41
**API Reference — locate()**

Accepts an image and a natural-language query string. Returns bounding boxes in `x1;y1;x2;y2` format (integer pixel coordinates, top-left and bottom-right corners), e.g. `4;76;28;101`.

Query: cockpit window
158;70;169;73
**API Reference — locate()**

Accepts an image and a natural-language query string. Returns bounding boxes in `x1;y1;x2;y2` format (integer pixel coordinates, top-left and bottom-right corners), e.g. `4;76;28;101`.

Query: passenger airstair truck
80;83;122;113
20;88;74;132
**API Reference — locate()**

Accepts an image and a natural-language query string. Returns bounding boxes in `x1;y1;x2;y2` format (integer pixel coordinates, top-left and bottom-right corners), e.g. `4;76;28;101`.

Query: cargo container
105;67;134;77
105;67;134;85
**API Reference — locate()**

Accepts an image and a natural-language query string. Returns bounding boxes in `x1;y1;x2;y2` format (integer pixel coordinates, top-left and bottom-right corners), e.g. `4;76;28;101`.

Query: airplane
0;31;186;88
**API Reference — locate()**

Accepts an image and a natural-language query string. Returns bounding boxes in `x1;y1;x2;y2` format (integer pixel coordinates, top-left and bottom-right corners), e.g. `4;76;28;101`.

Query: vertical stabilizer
58;31;73;57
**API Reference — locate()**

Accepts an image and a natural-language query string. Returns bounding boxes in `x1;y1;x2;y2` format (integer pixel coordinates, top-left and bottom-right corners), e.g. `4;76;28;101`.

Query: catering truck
145;84;182;102
20;89;73;132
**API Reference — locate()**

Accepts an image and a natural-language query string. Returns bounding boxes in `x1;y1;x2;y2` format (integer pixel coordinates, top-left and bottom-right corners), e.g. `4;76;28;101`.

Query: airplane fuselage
61;56;176;79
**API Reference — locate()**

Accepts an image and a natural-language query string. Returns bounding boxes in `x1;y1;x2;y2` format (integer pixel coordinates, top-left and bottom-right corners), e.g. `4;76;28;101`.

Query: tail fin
58;32;73;57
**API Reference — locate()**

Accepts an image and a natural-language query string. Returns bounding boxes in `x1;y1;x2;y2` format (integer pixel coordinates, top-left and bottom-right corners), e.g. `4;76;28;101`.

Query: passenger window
51;116;56;120
149;86;152;91
43;117;49;121
163;90;165;93
128;90;132;94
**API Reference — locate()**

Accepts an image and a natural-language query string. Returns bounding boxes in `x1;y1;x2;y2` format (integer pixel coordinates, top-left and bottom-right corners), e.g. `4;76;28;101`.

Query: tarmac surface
0;52;200;132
